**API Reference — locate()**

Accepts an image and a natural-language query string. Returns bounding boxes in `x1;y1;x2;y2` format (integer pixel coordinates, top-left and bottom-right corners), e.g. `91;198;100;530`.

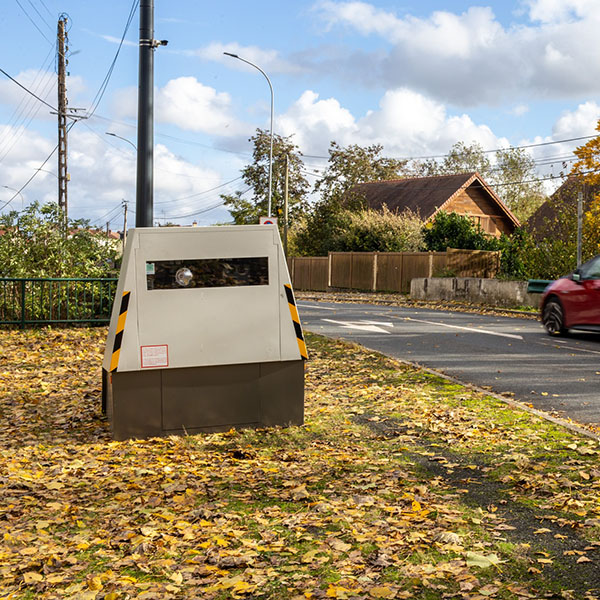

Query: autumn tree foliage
571;119;600;257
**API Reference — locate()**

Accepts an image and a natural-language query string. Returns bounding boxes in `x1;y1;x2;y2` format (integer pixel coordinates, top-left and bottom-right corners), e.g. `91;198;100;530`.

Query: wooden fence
287;257;329;291
288;249;500;293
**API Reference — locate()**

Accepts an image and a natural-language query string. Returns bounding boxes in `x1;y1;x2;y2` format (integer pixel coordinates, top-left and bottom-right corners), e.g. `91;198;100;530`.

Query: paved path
298;300;600;426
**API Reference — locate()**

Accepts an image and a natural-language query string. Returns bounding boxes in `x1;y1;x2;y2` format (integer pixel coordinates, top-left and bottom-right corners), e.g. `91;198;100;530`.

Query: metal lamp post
2;185;24;211
224;52;274;218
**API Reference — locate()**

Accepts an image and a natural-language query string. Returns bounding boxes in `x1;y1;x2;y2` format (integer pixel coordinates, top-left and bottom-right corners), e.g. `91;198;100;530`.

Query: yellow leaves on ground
1;328;600;599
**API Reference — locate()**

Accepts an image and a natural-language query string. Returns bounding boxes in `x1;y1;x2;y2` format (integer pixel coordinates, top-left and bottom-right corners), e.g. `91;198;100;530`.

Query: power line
301;134;600;163
1;3;139;215
165;188;252;220
0;139;61;211
0;51;56;163
154;176;244;205
89;202;123;227
14;0;54;45
88;113;254;159
0;66;57;113
86;0;138;118
36;0;53;18
25;0;53;31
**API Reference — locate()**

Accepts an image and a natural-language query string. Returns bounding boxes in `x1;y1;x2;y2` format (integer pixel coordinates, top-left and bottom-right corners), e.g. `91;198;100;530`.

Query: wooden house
526;177;597;240
353;172;520;237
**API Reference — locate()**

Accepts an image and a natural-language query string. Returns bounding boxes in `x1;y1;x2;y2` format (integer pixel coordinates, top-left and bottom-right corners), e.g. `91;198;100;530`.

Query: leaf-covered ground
1;327;599;600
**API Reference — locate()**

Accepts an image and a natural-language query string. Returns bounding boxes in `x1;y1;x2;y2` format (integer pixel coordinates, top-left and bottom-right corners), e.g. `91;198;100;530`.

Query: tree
289;207;424;256
221;129;309;226
336;207;424;252
292;142;410;255
0;202;119;278
572;119;600;187
314;142;409;208
493;148;545;222
422;211;493;252
418;141;492;178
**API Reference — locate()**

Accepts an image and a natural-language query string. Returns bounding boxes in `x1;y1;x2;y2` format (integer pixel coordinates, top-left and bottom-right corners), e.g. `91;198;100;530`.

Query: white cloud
277;88;505;159
112;77;246;137
0;124;229;226
526;0;599;23
310;1;600;106
67;129;226;224
510;104;530;117
277;90;357;151
101;35;137;47
195;42;304;75
551;101;600;138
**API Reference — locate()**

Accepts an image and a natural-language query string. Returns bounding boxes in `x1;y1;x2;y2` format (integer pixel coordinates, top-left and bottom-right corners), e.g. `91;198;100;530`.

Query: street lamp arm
1;185;25;211
106;132;137;151
223;52;274;218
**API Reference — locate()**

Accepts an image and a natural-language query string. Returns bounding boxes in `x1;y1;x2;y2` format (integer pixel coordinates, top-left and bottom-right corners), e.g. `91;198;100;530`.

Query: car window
580;255;600;279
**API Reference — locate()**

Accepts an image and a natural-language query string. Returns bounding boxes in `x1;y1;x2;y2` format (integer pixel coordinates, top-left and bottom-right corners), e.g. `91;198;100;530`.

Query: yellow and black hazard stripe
109;291;131;372
284;284;308;360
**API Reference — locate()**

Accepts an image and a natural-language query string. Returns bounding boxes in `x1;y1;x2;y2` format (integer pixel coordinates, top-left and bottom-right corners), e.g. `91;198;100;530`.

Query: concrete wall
410;277;541;309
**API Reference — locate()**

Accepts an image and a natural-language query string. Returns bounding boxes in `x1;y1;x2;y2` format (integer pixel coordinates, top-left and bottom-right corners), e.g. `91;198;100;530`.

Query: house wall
445;184;514;237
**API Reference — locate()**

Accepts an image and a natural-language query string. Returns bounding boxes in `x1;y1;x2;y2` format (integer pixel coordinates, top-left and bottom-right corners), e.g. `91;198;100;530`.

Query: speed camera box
102;225;306;440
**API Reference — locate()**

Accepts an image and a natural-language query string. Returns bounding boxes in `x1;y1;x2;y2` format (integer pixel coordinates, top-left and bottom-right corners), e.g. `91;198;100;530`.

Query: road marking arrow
405;317;523;340
322;319;393;334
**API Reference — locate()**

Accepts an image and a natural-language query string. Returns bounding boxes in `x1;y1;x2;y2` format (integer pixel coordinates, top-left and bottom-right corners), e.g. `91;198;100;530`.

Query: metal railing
0;278;118;328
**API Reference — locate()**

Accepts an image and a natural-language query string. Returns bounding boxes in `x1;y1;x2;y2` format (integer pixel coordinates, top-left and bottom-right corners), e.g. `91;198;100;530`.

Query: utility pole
122;199;128;248
577;190;583;268
284;154;289;257
57;15;69;230
137;1;153;227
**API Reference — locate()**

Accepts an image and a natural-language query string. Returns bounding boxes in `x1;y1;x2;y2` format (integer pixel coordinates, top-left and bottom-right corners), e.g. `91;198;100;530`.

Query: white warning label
140;345;169;368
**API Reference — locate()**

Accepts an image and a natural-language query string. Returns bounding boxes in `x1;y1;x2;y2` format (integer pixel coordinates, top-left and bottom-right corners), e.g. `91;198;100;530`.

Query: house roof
526;176;598;237
353;172;520;227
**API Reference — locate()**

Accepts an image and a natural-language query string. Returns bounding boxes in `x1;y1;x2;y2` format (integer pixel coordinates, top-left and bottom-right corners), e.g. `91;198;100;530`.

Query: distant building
353;172;520;237
526;177;597;240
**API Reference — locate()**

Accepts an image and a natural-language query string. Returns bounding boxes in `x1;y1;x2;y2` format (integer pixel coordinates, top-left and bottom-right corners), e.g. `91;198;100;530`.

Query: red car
541;254;600;335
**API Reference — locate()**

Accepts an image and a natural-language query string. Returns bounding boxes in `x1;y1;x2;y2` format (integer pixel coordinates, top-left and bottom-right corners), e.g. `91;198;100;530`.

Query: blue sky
1;0;600;227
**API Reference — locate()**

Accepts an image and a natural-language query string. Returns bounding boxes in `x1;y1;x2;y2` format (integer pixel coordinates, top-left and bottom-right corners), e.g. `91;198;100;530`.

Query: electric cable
0;141;59;211
0;66;57;113
14;0;54;45
165;187;252;220
0;57;56;163
25;0;53;31
85;0;138;118
36;0;53;18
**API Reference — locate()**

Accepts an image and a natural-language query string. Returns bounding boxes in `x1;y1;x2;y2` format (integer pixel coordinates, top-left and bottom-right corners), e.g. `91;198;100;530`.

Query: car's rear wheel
542;297;567;336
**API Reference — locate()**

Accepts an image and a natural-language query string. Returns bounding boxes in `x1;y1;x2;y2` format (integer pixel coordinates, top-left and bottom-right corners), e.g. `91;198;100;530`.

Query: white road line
405;317;524;340
322;318;392;334
297;303;338;311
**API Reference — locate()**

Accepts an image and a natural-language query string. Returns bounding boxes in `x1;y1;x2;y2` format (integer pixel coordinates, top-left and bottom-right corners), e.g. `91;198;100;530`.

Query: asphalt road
298;300;600;426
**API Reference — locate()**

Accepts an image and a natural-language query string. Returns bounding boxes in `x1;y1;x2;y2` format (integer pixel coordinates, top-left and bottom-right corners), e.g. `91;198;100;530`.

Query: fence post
372;253;378;291
327;253;332;288
20;279;26;329
428;252;433;278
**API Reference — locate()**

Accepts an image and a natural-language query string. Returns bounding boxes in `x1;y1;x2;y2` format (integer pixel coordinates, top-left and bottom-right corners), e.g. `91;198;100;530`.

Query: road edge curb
316;332;600;442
